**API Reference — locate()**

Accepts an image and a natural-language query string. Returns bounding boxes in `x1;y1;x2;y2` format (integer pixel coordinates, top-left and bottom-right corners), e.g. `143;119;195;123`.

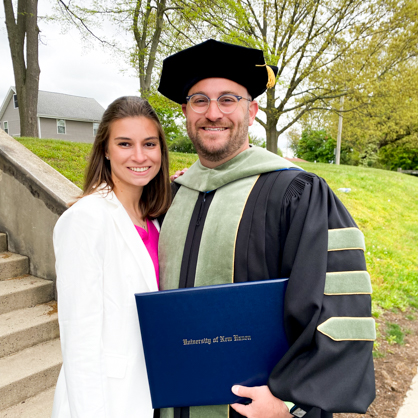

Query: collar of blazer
93;184;159;293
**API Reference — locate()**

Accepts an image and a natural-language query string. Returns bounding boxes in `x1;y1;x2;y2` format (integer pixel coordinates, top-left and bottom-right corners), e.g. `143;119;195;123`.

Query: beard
186;112;250;163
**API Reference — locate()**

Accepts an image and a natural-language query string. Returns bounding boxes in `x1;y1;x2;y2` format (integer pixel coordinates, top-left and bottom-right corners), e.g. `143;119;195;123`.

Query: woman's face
106;116;162;193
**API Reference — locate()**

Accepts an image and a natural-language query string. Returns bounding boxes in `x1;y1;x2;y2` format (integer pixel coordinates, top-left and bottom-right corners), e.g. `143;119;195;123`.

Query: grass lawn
297;162;418;314
16;137;418;313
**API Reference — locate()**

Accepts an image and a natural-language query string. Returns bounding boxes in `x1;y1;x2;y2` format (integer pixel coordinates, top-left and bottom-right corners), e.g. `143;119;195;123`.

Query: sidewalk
396;371;418;418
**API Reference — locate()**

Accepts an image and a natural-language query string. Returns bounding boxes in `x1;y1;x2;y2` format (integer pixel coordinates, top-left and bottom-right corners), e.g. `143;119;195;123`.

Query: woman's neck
113;181;146;227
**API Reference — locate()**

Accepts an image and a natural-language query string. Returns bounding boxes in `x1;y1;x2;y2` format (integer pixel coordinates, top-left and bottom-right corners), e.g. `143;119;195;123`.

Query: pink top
135;219;159;289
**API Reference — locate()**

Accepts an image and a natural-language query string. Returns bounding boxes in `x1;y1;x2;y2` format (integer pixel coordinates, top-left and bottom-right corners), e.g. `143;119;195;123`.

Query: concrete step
0;302;59;358
0;253;29;281
0;386;55;418
0;276;54;315
0;234;6;253
0;339;62;411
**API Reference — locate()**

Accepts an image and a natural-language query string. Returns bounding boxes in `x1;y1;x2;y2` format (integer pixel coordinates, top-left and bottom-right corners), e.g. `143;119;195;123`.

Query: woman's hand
170;168;188;182
230;385;293;418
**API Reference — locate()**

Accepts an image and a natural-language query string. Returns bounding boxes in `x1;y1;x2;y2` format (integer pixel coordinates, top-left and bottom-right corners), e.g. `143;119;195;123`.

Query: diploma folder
135;278;289;409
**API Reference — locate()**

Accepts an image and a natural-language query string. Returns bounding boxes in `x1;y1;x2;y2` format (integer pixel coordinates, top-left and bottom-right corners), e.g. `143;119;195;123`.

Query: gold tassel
256;64;276;88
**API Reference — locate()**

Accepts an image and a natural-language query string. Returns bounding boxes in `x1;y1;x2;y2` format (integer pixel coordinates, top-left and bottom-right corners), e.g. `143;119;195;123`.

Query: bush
295;128;353;164
148;93;186;143
378;141;418;171
168;135;196;153
295;129;336;163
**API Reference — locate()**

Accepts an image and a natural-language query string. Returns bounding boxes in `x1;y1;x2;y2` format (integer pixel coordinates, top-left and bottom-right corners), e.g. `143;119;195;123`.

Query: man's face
182;78;258;168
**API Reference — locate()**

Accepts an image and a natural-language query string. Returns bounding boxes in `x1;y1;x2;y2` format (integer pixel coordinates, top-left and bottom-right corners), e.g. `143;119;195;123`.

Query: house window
13;94;18;108
3;121;8;134
93;122;99;136
57;119;66;134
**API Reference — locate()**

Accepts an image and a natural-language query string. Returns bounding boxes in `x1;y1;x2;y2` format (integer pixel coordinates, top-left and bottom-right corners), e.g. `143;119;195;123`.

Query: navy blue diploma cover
135;278;289;409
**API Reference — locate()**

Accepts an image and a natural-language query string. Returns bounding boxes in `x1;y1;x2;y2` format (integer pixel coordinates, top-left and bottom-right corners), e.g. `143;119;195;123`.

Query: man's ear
182;104;187;117
248;101;258;126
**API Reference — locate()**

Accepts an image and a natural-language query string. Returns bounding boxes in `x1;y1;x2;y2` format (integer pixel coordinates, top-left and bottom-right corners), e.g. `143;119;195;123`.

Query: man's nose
204;99;223;121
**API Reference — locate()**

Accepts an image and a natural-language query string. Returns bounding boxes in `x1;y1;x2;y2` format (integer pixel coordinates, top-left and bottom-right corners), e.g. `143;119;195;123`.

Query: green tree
378;140;418;171
56;0;207;97
148;92;186;142
186;0;418;155
295;129;335;163
295;128;352;163
4;0;40;137
248;132;266;149
299;0;418;168
313;58;418;169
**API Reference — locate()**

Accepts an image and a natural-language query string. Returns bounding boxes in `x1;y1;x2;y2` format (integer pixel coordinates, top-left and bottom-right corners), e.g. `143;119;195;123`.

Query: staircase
0;232;61;418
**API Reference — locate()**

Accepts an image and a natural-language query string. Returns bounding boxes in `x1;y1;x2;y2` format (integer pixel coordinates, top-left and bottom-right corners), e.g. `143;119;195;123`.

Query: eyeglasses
185;93;251;114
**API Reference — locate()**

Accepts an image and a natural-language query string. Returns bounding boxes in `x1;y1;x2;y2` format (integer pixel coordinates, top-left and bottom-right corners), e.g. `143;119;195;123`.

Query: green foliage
373;349;385;359
168;135;196;154
359;143;380;168
385;323;406;345
295;129;337;163
373;323;384;358
148;93;187;143
297;0;418;167
378;140;418;171
202;0;418;154
248;132;266;149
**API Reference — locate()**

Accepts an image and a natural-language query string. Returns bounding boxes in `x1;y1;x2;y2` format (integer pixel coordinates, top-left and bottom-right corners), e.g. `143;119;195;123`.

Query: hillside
298;162;418;313
16;137;418;311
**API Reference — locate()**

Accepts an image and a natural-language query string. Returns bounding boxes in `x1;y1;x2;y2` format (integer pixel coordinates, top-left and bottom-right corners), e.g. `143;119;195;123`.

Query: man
157;39;375;418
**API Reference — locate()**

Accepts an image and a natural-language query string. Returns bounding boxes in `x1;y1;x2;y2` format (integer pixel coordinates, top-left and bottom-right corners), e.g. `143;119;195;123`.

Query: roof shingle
37;91;104;121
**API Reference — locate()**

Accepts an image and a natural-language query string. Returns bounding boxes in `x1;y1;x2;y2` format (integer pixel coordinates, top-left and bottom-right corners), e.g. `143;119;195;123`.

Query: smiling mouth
202;127;228;131
129;167;150;172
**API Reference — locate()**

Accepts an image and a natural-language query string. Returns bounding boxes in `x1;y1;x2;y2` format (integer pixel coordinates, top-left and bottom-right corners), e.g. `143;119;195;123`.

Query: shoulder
262;169;324;198
54;192;115;235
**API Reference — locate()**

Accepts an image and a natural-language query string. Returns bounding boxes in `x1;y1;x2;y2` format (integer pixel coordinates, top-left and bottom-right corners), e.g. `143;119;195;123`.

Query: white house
0;87;105;143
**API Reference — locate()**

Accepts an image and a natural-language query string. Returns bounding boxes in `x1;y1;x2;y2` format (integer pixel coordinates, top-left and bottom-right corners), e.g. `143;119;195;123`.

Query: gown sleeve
267;172;376;414
53;199;107;417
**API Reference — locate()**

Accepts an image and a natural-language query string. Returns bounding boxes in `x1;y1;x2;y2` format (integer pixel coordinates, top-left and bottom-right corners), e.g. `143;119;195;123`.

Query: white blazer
51;188;158;418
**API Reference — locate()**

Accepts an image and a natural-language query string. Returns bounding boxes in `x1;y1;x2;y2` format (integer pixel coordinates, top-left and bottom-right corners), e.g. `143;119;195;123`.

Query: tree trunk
265;88;279;154
133;0;166;99
4;0;40;138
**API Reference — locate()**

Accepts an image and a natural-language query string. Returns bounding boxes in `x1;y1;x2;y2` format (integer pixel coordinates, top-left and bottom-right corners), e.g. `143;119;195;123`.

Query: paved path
396;371;418;418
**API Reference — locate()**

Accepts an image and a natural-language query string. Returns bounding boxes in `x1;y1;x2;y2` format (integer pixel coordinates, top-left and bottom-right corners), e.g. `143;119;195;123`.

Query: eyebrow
113;136;159;141
114;136;131;141
193;90;240;96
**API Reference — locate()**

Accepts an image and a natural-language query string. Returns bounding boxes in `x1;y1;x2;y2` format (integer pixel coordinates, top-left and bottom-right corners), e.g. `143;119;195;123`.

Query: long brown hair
82;96;171;218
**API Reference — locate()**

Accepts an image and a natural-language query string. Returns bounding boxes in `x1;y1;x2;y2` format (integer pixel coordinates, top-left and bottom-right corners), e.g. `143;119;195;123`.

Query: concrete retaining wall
0;129;81;282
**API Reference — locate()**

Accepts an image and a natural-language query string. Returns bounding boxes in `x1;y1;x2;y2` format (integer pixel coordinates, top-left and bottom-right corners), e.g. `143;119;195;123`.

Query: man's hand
230;385;293;418
170;168;188;182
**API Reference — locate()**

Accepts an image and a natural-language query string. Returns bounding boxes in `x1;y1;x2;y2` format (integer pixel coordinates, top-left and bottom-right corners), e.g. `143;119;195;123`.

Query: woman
51;97;171;418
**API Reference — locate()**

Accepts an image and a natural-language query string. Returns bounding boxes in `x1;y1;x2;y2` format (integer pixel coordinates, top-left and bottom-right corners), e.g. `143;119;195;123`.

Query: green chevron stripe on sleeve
324;271;372;295
328;227;366;251
317;317;376;341
284;402;295;412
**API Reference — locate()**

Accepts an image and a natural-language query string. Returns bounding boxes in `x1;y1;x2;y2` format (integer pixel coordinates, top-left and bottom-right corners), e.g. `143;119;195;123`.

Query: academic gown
158;147;375;418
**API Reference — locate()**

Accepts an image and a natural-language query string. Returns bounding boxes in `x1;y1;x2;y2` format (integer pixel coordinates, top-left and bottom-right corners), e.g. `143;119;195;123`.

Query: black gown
159;167;375;418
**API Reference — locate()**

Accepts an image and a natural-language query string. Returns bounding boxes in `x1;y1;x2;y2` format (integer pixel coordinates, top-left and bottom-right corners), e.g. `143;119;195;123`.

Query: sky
0;2;140;110
0;2;292;156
